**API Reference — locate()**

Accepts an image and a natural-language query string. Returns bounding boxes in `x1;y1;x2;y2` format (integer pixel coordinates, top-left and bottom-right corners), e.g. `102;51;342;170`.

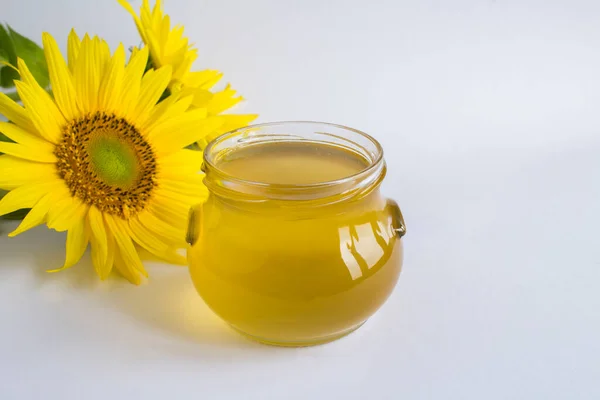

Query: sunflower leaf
0;66;19;88
6;25;49;88
0;48;8;63
2;208;29;220
0;25;19;88
0;25;16;60
2;90;19;102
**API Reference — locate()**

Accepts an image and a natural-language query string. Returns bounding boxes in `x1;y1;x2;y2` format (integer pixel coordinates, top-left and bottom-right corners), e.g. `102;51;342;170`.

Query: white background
1;0;599;398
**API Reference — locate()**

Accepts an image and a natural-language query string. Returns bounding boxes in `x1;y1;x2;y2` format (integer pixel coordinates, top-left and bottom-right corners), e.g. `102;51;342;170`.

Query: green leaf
0;25;16;62
0;24;18;88
158;87;171;102
2;209;29;220
7;25;49;88
2;90;19;102
0;130;13;155
0;66;18;88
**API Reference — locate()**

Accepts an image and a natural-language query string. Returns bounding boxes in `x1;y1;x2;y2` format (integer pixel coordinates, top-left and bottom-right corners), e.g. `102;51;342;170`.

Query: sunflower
118;0;256;148
0;31;215;284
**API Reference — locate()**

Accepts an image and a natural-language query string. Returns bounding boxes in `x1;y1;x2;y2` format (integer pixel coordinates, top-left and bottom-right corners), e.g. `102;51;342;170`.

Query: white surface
1;0;600;398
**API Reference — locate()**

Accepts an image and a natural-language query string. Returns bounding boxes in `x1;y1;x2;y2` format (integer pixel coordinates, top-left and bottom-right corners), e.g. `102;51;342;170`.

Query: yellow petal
216;114;258;134
159;149;203;177
8;193;55;237
104;226;116;278
47;194;86;232
187;88;213;108
145;203;189;250
151;112;225;156
42;32;79;121
73;34;99;113
206;84;243;115
172;50;195;83
140;94;192;134
199;71;223;90
196;114;257;149
97;38;111;72
90;234;112;280
0;155;56;190
147;200;188;230
87;206;108;275
159;14;171;46
185;70;222;89
15;66;65;143
113;250;142;285
120;46;148;117
0;180;61;216
0;93;36;133
188;84;244;114
159;176;205;198
141;0;153;24
152;190;197;215
137;209;186;246
154;186;206;208
130;65;172;123
149;107;208;141
97;43;125;113
47;215;89;273
0;121;54;149
0;142;56;163
146;31;166;70
128;217;186;265
104;215;148;277
150;0;163;26
138;94;177;133
117;0;147;44
67;29;81;74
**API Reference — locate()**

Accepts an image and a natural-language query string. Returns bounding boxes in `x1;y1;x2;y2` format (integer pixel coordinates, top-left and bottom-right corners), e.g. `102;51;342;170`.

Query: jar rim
202;121;386;201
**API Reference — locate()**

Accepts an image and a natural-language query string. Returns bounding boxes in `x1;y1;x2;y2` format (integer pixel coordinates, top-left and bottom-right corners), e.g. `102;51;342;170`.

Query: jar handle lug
186;203;203;246
386;199;406;238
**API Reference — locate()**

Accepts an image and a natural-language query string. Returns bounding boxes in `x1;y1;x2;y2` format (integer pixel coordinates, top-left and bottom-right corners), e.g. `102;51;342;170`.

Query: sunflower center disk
55;112;157;219
88;135;140;188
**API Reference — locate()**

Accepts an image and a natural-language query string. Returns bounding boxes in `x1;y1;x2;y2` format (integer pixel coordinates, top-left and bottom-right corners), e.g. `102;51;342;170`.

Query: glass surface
187;122;406;346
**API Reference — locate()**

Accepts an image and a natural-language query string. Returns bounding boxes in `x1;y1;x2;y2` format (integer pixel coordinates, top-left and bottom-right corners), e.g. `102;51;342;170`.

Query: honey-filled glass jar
187;122;406;346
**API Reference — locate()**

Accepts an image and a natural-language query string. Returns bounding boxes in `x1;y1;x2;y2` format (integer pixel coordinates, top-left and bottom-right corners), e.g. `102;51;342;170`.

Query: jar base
229;321;366;347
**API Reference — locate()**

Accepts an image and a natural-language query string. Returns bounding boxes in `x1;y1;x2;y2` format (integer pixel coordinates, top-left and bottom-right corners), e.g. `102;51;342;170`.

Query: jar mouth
202;121;385;201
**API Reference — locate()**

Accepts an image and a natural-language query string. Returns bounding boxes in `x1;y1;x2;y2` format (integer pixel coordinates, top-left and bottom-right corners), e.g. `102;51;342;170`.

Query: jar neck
202;158;387;206
201;121;386;207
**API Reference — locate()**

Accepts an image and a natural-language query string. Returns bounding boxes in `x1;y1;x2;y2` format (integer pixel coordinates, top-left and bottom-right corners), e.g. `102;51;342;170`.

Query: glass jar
187;122;406;346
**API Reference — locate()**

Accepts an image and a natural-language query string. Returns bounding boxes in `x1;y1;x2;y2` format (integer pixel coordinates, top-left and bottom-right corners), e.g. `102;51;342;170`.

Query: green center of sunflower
55;112;157;219
88;135;140;188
